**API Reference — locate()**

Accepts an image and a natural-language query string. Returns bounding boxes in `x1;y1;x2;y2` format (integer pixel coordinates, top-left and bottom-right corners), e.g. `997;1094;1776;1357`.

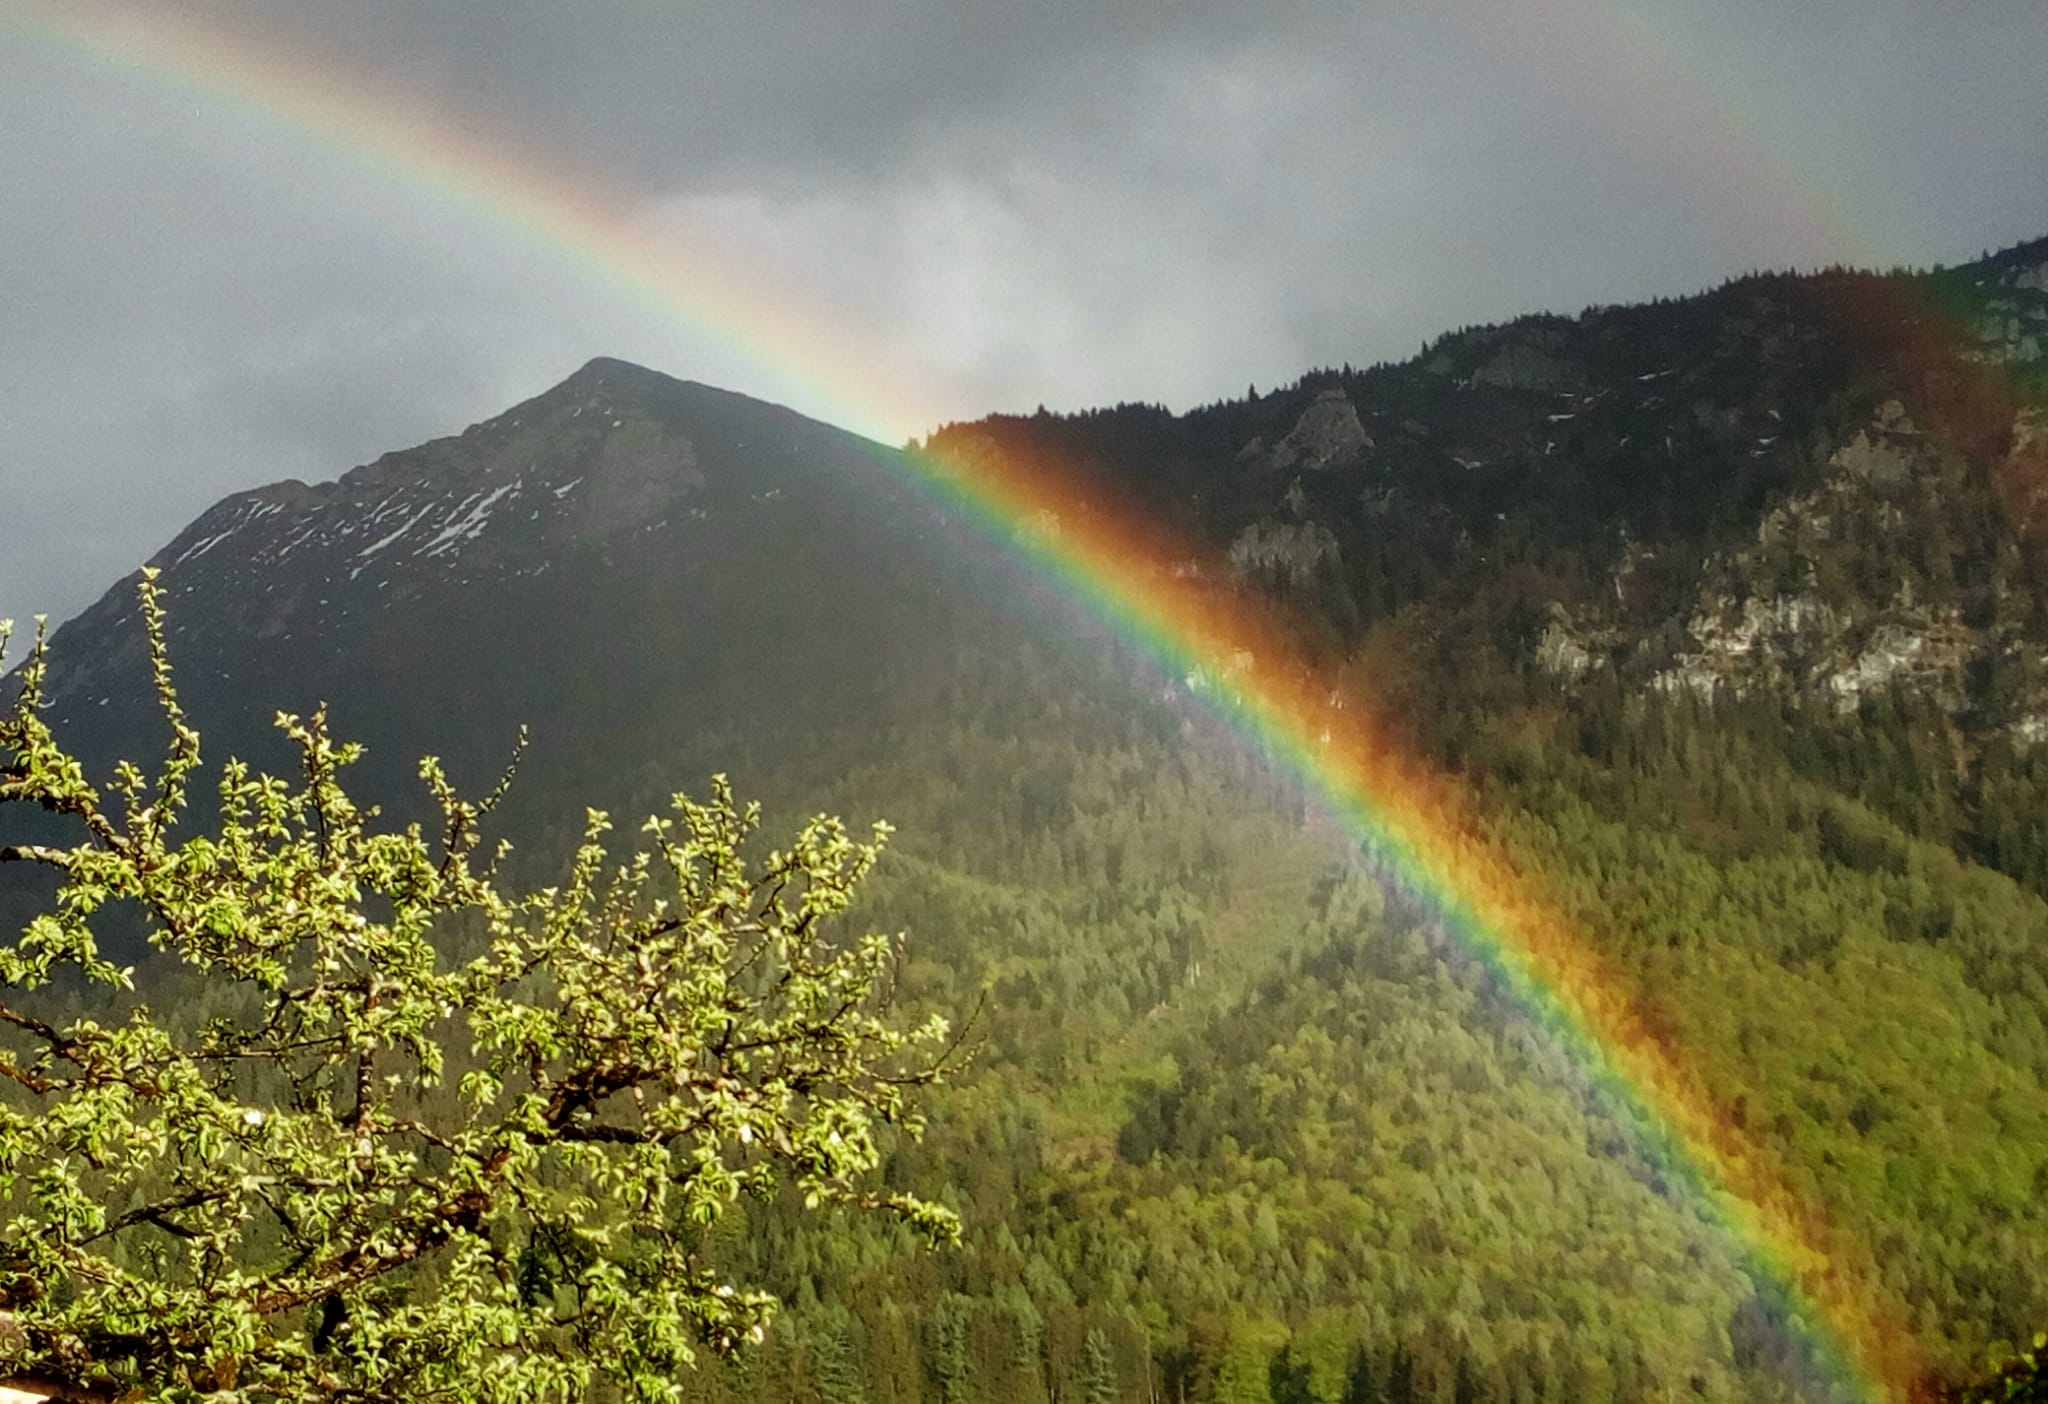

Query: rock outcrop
1228;520;1339;587
1266;389;1372;472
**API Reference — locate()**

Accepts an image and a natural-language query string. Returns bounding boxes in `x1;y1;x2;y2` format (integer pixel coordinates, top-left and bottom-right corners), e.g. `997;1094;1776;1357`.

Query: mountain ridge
20;235;2048;884
925;236;2048;743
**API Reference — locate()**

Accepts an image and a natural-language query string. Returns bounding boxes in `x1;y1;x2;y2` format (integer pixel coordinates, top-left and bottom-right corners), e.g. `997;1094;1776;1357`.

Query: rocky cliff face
1637;399;2027;714
1963;252;2048;365
1513;387;2048;745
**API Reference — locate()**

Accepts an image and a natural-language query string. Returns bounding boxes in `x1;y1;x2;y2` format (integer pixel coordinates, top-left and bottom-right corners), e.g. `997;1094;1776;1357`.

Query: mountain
929;238;2048;889
939;238;2048;711
10;242;2048;1404
26;358;999;808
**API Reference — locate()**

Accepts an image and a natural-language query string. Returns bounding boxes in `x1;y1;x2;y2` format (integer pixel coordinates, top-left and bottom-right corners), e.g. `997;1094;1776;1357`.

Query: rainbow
7;2;2009;1398
908;439;1912;1402
1439;0;1873;276
0;0;925;445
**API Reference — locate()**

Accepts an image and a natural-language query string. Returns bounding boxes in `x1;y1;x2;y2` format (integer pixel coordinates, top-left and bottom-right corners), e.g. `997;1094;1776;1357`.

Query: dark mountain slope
25;358;1075;828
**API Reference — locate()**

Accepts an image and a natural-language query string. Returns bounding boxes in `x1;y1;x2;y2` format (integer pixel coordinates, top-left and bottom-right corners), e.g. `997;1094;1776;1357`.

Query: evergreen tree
1081;1327;1119;1404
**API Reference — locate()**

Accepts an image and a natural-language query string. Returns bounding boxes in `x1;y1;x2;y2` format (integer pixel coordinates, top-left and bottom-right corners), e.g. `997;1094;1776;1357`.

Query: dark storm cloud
162;0;1338;187
2;0;2045;631
0;53;602;635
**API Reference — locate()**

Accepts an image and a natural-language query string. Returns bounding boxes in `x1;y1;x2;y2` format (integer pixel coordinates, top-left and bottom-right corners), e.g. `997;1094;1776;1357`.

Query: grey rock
1270;390;1372;472
1227;520;1339;586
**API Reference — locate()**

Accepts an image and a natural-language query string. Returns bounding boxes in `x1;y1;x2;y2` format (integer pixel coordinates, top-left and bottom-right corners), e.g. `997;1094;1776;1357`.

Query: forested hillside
9;240;2048;1402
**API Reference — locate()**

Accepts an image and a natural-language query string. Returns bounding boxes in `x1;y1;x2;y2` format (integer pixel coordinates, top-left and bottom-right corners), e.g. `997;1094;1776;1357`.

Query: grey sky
3;0;2045;632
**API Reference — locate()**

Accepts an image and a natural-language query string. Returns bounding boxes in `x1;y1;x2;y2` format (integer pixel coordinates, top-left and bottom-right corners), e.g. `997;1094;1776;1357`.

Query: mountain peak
26;350;914;719
556;355;668;394
504;357;826;437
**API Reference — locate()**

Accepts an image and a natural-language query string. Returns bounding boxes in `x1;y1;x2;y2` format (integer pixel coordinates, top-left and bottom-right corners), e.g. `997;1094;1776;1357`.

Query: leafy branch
0;572;965;1403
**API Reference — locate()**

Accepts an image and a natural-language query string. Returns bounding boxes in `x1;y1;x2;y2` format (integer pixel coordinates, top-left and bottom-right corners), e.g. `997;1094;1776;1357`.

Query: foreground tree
0;572;964;1403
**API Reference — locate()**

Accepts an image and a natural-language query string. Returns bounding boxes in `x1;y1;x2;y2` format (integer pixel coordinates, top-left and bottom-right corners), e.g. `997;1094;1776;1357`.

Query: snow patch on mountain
418;480;522;559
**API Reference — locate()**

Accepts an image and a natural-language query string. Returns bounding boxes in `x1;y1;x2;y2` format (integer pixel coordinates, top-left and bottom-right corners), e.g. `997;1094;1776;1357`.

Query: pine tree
1081;1327;1119;1404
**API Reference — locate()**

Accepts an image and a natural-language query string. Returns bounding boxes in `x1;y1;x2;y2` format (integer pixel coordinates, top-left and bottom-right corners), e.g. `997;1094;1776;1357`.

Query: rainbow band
907;440;1906;1402
1440;0;1872;274
4;2;1960;1398
0;0;916;444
